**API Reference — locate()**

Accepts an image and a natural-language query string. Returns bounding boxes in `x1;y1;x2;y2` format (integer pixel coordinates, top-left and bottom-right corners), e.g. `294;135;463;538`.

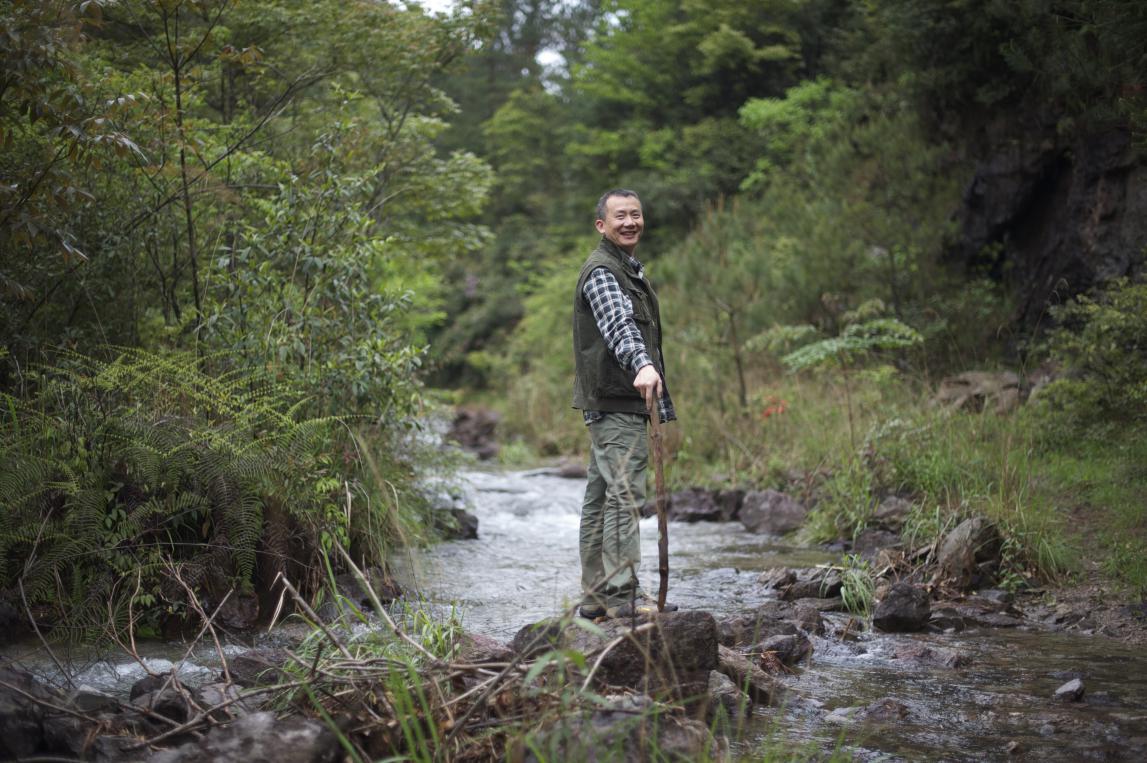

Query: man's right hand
633;364;663;413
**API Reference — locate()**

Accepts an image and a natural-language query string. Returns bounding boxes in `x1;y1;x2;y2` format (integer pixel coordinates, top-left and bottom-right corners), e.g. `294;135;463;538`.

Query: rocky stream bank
3;467;1146;761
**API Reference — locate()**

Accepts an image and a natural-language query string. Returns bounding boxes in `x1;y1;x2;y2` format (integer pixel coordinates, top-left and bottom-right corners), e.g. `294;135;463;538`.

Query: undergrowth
0;348;438;640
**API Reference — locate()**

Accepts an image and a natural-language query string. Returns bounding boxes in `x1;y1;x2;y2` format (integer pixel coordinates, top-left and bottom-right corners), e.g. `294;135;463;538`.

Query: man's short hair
595;189;641;221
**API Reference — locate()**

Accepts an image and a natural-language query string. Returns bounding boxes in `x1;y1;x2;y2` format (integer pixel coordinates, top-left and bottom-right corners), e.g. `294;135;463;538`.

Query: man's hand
633;364;663;413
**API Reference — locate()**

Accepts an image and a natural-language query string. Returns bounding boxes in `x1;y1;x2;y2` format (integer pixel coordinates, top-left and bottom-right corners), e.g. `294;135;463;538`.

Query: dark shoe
606;596;679;618
578;603;607;619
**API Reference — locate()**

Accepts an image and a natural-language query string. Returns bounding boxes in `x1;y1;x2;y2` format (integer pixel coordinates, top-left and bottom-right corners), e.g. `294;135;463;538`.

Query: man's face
595;195;644;253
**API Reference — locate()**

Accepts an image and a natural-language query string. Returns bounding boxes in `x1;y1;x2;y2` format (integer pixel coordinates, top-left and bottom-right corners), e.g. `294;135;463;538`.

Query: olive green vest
572;237;665;414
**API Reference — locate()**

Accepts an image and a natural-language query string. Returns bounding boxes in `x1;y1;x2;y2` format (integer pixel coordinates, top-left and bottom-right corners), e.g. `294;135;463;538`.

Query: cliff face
951;126;1147;324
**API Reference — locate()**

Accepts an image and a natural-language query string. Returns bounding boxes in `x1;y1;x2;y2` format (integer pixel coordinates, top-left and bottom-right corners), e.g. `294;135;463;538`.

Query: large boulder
0;666;59;759
933;371;1021;415
447;406;500;460
147;711;340;763
716;645;783;706
873;582;932;632
666;488;722;522
936;517;1002;589
567;611;719;701
739;490;807;535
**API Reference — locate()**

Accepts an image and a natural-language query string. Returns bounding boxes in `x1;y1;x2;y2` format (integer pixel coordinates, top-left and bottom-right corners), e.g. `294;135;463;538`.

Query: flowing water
404;468;1147;761
4;467;1145;760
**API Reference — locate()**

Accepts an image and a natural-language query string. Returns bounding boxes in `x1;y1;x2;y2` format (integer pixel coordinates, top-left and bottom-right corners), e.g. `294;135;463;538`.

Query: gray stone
146;711;340;763
856;697;911;723
666;488;723;522
557;458;588;479
717;645;783;706
893;643;969;668
873;582;931;632
229;649;291;688
739;490;808;535
715;489;746;521
1054;678;1085;702
756;633;812;666
933;371;1022;414
782;568;843;600
69;684;119;714
567;611;719;701
436;508;479;540
705;670;749;722
852;528;901;559
458;632;513;664
873;496;913;530
937;517;1001;589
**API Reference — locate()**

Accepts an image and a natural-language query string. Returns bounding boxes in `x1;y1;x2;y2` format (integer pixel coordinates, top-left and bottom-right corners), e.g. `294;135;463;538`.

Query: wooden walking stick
648;397;669;612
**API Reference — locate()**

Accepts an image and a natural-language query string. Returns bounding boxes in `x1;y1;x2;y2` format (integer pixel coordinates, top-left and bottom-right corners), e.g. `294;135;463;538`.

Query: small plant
782;310;923;449
836;555;876;617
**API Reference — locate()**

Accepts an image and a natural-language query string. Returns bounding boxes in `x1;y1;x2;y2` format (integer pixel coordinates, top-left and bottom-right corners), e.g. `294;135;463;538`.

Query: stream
403;468;1147;761
3;467;1145;760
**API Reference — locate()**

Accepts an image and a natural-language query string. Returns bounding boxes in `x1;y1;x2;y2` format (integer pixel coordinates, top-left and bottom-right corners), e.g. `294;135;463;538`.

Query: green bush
0;348;431;638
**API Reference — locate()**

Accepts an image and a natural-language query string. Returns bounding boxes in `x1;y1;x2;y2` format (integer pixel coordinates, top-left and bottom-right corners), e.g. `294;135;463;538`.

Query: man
572;189;678;619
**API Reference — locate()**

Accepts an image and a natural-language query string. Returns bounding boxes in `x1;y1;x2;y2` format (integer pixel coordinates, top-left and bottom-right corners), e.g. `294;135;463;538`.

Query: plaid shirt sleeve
582;266;676;424
582;266;653;374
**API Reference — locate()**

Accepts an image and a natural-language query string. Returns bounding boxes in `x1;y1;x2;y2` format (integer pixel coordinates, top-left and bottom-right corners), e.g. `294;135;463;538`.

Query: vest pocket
628;287;652;322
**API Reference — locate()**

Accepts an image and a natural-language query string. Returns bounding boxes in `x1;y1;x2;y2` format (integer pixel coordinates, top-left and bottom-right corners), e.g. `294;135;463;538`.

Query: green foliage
0;349;433;637
782;316;923;373
836;555;875;617
1036;278;1147;432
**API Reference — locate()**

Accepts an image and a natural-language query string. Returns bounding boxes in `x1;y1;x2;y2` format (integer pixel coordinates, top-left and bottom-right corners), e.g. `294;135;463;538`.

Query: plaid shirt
582;258;676;425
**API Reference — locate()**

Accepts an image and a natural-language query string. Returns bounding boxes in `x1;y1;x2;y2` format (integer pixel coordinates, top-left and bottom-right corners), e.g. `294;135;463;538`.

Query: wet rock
793;602;825;635
824;706;859;724
458;632;513;664
1054;678;1086;702
510;618;565;659
857;697;911;723
970;612;1024;628
194;683;252;720
0;666;60;758
332;567;403;610
566;612;719;701
782;568;843;601
523;694;718;763
69;684;119;714
757;567;796;590
933;371;1022;415
804;596;846;612
147;711;340;763
873;496;913;530
666;488;723;522
873;582;931;632
717;645;783;706
133;687;191;724
852;529;901;559
716;488;746;521
893;643;969;668
435;508;479;540
130;672;175;701
447;406;500;460
557;458;588;479
229;648;291;688
754;633;812;666
216;591;260;631
739;490;807;535
937;517;1002;589
705;670;749;723
717;611;797;648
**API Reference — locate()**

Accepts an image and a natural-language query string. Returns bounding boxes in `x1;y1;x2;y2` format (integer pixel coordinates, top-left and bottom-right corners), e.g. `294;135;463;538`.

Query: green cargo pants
579;412;648;609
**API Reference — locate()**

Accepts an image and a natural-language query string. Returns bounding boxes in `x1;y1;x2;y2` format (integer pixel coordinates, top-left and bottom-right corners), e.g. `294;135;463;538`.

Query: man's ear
594;219;606;234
